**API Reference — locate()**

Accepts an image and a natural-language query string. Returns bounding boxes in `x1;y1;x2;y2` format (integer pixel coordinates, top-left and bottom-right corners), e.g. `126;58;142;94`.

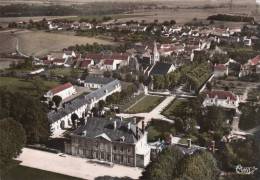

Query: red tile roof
206;90;237;101
104;59;114;65
80;60;92;68
53;59;65;64
250;55;260;66
50;82;73;95
214;64;227;71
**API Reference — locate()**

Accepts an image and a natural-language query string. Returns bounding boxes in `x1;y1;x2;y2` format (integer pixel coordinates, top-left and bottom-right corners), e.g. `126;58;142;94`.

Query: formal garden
126;95;165;113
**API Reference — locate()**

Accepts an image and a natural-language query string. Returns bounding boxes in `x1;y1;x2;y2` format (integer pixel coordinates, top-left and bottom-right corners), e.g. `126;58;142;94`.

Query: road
17;148;143;180
117;95;176;127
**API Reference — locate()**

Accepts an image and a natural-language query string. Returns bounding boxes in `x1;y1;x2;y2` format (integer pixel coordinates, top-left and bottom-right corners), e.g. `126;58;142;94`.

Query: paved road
117;95;176;127
17;148;143;180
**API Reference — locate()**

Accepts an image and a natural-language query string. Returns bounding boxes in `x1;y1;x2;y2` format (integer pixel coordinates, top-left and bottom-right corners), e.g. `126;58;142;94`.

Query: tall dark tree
0;118;26;175
52;95;62;107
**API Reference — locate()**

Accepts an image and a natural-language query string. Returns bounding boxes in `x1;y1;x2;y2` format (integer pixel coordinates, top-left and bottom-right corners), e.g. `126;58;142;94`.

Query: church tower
153;41;160;64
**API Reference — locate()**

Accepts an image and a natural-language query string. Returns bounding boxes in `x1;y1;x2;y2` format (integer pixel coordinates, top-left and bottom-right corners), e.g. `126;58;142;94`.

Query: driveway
17;148;143;180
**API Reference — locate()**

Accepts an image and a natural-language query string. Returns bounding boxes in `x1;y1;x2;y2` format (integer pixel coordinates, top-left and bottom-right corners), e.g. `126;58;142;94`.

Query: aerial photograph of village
0;0;259;179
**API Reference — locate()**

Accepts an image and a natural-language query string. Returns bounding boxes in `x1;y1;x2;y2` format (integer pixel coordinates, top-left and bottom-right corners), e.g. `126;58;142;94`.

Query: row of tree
153;62;211;92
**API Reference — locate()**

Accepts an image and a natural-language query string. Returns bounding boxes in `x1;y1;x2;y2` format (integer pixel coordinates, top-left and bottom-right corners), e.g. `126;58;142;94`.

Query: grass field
0;77;59;96
3;165;82;180
126;95;164;113
16;31;115;57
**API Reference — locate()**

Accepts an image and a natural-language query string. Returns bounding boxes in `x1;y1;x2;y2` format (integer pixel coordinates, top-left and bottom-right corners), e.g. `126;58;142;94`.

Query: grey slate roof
150;62;173;75
84;76;115;85
73;117;144;144
48;79;120;123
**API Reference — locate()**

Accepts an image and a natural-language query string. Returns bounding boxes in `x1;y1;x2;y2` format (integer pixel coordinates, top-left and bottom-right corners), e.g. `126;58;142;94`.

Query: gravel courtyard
17;148;143;180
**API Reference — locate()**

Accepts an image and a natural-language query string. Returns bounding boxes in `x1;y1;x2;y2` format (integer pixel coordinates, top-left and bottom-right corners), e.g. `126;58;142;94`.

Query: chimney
127;122;131;130
141;121;145;133
84;117;87;125
113;121;117;130
136;126;139;140
187;139;192;148
211;140;215;153
83;130;87;136
133;117;137;124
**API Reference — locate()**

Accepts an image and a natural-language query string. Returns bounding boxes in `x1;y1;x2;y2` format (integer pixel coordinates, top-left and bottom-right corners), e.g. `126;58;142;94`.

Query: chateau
65;117;151;168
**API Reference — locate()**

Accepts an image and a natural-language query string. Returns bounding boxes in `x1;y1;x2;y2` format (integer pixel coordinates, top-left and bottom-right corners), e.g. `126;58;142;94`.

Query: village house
84;53;130;71
213;64;228;78
203;90;240;109
64;117;151;168
45;82;76;100
78;76;115;89
239;55;260;77
47;51;76;61
75;59;95;69
48;79;121;136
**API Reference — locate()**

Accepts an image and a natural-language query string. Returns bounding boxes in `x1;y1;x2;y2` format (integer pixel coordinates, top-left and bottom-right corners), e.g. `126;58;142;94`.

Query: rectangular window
121;155;123;163
107;154;111;161
101;152;104;159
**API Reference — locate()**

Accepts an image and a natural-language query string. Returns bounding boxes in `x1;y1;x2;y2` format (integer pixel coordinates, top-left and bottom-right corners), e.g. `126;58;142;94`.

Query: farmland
16;31;115;57
0;30;115;58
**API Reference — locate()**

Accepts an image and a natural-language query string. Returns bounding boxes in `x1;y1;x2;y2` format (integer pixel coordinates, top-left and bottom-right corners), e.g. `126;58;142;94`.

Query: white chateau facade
203;90;240;109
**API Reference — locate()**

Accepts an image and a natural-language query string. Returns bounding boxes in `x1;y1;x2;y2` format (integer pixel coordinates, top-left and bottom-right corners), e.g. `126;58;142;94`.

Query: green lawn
162;99;188;119
126;95;164;113
0;77;59;96
121;93;145;112
3;165;83;180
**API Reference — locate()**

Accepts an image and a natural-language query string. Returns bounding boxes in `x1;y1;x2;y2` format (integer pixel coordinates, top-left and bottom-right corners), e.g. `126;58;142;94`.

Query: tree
103;71;111;78
98;100;105;111
202;106;226;131
71;113;79;128
141;147;185;180
141;148;219;180
0;118;26;175
0;89;50;143
125;73;133;82
178;151;219;180
32;78;44;94
52;95;62;107
80;69;89;80
206;82;212;91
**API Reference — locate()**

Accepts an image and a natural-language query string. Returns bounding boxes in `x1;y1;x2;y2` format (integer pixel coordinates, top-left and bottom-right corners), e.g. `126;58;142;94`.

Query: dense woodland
207;14;254;23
